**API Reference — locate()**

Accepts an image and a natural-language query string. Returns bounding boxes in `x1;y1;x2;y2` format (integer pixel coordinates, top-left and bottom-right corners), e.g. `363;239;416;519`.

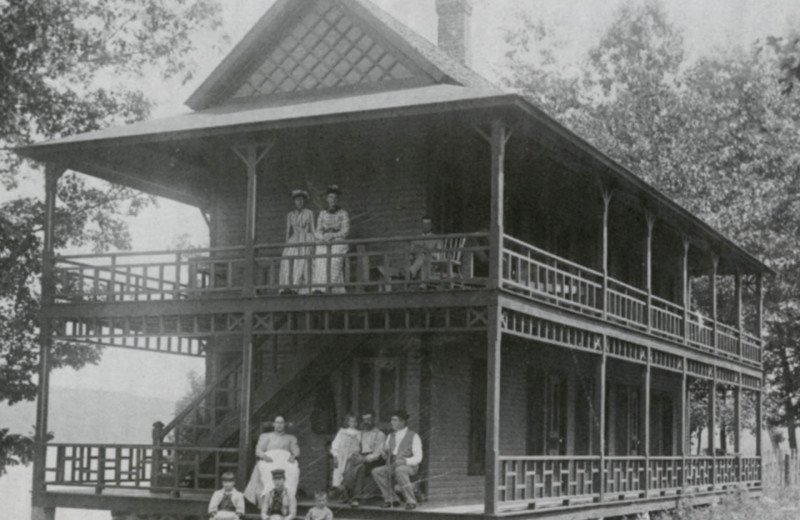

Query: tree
0;0;224;476
503;1;800;446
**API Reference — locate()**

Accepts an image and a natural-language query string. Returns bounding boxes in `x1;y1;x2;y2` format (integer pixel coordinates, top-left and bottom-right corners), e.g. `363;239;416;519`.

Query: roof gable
186;0;501;110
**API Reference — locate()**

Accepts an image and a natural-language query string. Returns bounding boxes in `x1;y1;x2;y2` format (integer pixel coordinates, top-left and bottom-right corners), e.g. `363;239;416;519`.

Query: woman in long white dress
244;416;300;507
278;190;315;294
330;414;360;493
311;185;350;293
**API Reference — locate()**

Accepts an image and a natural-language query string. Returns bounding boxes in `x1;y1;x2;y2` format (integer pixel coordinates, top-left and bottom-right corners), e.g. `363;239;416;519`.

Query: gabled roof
185;0;502;111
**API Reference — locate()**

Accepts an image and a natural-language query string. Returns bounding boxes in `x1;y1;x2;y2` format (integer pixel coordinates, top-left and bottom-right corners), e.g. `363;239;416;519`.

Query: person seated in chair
371;410;423;510
408;216;443;281
245;415;300;508
341;410;386;507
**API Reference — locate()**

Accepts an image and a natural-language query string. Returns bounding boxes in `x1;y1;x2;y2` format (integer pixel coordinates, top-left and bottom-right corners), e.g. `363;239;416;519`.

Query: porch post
756;273;764;363
601;190;612;319
485;119;507;516
681;360;688;488
643;350;651;496
710;254;719;354
756;388;763;482
645;213;655;332
238;311;254;487
681;238;690;344
735;271;743;359
33;164;65;499
708;374;716;488
734;383;742;482
598;344;607;502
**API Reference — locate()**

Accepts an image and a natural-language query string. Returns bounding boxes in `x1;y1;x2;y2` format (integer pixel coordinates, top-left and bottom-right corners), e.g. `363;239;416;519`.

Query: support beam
756;389;763;482
33;164;65;496
484;304;502;515
238;311;254;488
233;143;273;297
734;385;742;482
681;238;690;344
645;213;655;331
601;190;613;318
681;361;688;487
756;273;764;340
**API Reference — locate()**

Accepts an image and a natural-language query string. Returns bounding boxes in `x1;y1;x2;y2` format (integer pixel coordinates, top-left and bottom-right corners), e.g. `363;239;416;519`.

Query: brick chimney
435;0;473;66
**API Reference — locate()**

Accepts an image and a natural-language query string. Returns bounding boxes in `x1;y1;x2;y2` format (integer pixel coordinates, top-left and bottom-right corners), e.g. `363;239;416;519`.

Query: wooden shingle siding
212;124;431;249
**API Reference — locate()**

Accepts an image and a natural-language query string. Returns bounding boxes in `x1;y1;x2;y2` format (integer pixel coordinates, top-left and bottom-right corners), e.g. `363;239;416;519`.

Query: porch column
755;273;764;482
233;143;273;296
708;375;716;488
735;271;743;359
756;273;764;363
601;190;612;318
484;119;508;516
645;213;655;331
710;254;719;353
681;360;688;488
643;351;651;496
734;383;742;482
597;345;607;502
681;238;690;344
33;164;65;498
238;311;254;487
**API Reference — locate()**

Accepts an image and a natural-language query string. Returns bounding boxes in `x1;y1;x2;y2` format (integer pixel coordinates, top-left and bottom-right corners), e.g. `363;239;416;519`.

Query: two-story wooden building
18;0;769;519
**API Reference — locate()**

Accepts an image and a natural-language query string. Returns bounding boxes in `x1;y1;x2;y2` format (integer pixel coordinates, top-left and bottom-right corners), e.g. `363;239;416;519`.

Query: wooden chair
428;236;466;288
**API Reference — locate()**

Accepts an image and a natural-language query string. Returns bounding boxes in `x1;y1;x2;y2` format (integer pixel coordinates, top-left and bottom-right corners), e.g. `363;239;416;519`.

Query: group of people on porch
279;185;451;293
209;409;423;520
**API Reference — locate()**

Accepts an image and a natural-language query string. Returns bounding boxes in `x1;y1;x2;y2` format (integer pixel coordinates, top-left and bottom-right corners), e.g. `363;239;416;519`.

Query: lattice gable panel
231;0;419;101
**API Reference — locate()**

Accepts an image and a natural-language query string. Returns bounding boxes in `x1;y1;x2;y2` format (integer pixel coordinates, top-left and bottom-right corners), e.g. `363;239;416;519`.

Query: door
528;369;568;455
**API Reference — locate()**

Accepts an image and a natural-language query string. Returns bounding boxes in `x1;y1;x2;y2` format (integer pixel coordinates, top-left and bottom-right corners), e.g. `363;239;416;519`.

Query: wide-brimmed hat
291;189;309;199
325;184;341;195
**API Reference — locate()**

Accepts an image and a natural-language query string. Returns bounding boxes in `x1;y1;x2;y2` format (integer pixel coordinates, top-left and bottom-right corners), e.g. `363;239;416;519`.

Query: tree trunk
779;345;799;452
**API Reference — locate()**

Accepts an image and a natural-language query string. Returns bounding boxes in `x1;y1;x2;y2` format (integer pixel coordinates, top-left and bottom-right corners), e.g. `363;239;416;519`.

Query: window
468;359;487;475
349;357;402;424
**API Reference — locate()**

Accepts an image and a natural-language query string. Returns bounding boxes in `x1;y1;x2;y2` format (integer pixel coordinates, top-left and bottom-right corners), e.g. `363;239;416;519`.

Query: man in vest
261;469;296;520
371;409;423;510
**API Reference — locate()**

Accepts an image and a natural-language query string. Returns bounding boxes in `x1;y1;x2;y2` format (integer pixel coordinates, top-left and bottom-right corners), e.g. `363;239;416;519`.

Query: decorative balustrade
50;233;762;365
498;455;760;510
501;235;762;364
45;443;238;492
53;234;489;302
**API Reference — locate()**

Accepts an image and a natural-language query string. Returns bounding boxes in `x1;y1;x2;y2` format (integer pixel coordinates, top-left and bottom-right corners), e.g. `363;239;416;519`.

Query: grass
647;485;800;520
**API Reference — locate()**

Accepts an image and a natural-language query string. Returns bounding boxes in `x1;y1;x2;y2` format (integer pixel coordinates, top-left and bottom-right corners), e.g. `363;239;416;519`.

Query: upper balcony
48;229;763;367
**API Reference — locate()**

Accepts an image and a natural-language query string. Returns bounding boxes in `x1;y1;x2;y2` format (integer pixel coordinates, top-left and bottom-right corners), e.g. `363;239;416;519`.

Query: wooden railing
157;362;243;446
498;455;760;510
44;443;238;493
52;234;490;302
500;235;762;365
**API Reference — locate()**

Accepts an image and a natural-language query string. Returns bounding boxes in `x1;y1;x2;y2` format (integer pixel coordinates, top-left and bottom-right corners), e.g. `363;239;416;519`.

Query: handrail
159;361;242;444
54;245;246;261
503;234;604;277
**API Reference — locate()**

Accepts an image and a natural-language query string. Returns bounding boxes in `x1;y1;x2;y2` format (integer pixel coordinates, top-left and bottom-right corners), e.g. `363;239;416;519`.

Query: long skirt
311;242;348;293
278;243;312;292
243;449;300;506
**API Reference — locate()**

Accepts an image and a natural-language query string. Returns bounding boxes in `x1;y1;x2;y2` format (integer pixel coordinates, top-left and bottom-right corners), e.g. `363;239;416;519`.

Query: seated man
371;410;423;510
341;410;386;507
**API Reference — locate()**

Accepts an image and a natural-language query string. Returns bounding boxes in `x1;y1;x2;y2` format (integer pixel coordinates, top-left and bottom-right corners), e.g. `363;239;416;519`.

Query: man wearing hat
371;409;423;510
261;469;296;520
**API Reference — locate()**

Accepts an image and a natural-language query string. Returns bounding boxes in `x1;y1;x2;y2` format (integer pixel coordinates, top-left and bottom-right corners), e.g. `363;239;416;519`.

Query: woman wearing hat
311;185;350;293
278;189;315;294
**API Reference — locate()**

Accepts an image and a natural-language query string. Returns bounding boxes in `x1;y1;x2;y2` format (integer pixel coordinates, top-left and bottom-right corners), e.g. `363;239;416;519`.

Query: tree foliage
503;1;800;446
0;0;224;473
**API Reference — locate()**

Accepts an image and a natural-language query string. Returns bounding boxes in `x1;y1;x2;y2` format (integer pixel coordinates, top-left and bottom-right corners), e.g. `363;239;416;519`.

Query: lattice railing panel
498;457;600;505
685;457;714;490
604;457;646;496
649;457;683;491
501;310;603;353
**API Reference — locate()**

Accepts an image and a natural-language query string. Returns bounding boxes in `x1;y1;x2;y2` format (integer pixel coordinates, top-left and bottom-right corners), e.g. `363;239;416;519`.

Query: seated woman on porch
244;415;301;507
329;414;360;497
279;189;315;294
311;185;350;293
